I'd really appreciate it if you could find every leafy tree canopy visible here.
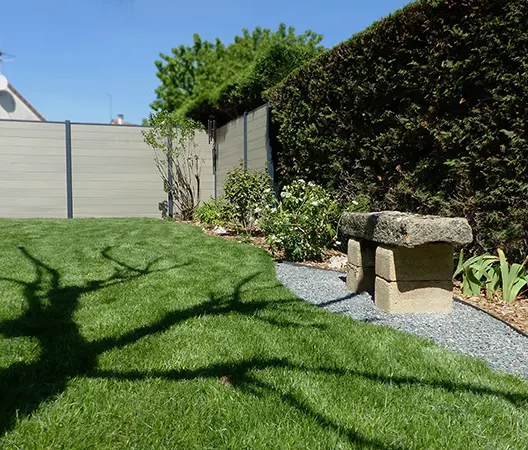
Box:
[151,24,324,124]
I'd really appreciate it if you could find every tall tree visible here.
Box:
[151,24,324,123]
[151,34,218,112]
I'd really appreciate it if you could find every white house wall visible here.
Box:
[0,86,42,121]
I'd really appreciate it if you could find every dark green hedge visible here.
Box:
[267,0,528,260]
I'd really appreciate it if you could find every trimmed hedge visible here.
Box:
[267,0,528,260]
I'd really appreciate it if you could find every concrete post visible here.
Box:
[346,239,377,294]
[374,243,454,313]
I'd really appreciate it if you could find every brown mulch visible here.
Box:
[196,221,528,335]
[454,284,528,335]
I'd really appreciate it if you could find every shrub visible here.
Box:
[267,0,528,261]
[194,198,236,226]
[260,180,339,261]
[223,163,273,227]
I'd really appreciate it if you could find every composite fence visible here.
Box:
[214,104,273,198]
[0,120,69,218]
[0,120,210,218]
[0,104,271,218]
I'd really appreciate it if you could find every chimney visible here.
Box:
[117,114,124,125]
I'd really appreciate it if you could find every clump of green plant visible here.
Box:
[260,180,340,261]
[194,197,236,226]
[454,249,528,303]
[223,163,273,227]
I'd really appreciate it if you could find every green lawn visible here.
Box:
[0,219,526,449]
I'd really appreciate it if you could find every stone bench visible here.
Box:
[341,211,473,313]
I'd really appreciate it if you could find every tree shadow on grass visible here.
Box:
[0,247,526,447]
[91,355,528,449]
[0,246,186,436]
[0,247,326,437]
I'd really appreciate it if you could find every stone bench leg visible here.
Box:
[346,239,377,293]
[374,243,454,313]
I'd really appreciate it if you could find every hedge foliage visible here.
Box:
[151,25,323,126]
[267,0,528,260]
[182,44,321,125]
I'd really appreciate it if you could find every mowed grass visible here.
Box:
[0,219,526,449]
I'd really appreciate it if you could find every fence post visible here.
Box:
[213,141,217,200]
[167,137,174,218]
[243,111,248,170]
[265,104,274,189]
[65,120,73,219]
[209,117,217,201]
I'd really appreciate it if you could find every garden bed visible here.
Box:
[200,223,347,270]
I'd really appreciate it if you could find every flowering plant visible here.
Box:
[260,180,340,261]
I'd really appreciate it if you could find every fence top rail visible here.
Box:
[0,118,148,128]
[218,103,268,130]
[0,118,65,125]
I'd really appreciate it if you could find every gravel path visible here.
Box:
[276,262,528,379]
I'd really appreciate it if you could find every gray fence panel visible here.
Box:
[215,104,270,198]
[194,130,214,204]
[215,115,245,198]
[70,124,165,218]
[0,121,67,218]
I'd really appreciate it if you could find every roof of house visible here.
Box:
[110,118,134,125]
[7,83,45,121]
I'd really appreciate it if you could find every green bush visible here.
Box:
[194,198,236,226]
[267,0,528,261]
[260,180,339,261]
[224,163,274,227]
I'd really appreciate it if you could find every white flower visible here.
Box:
[298,179,305,184]
[281,191,291,198]
[352,200,359,205]
[254,207,261,214]
[311,200,319,206]
[308,181,315,187]
[271,207,277,213]
[335,241,341,245]
[264,188,271,194]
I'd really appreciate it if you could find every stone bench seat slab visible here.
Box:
[341,211,473,248]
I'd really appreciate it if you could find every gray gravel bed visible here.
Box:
[276,262,528,379]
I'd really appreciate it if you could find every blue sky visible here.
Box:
[2,0,410,124]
